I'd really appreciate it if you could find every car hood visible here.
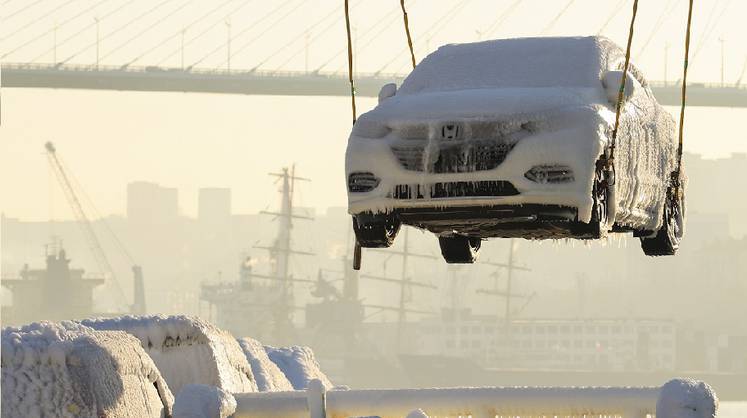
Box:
[363,87,606,123]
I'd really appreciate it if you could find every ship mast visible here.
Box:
[476,239,533,343]
[254,165,314,341]
[362,228,437,352]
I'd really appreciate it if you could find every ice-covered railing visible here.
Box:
[220,379,717,418]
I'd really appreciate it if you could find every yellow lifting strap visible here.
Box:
[611,0,695,193]
[344,0,357,124]
[609,0,639,164]
[676,0,695,191]
[400,0,417,70]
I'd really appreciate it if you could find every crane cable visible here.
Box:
[400,0,416,69]
[344,0,356,124]
[675,0,695,196]
[609,0,639,167]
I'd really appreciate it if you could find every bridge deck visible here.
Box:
[3,63,746,107]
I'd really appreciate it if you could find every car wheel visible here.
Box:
[352,214,401,248]
[640,188,684,256]
[574,161,610,238]
[589,164,610,237]
[438,235,481,264]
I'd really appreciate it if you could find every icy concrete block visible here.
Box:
[81,315,258,394]
[1,321,173,418]
[237,337,294,392]
[265,345,333,390]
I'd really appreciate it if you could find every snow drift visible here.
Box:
[172,384,236,418]
[265,345,333,390]
[237,337,294,392]
[81,315,258,395]
[1,321,173,418]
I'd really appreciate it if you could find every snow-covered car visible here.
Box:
[346,36,684,263]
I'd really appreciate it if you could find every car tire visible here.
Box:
[575,161,610,238]
[352,214,401,248]
[640,188,684,256]
[438,235,481,264]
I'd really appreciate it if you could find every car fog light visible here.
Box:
[348,172,381,192]
[524,165,575,184]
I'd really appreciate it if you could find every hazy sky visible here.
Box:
[2,0,747,220]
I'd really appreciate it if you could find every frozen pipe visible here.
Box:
[232,386,659,418]
[231,379,717,418]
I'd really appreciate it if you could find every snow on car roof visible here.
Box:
[398,36,617,95]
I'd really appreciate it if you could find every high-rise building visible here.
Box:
[126,182,178,224]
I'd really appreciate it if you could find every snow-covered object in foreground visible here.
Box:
[405,409,430,418]
[346,36,684,262]
[265,345,333,390]
[172,384,236,418]
[656,378,718,418]
[81,315,257,395]
[1,321,173,418]
[237,337,294,392]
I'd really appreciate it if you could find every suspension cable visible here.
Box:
[3,0,112,60]
[541,0,576,35]
[102,0,193,62]
[213,0,307,70]
[122,0,235,67]
[189,0,301,69]
[609,0,639,164]
[400,0,416,69]
[156,0,254,67]
[0,0,76,43]
[675,0,695,189]
[57,0,175,65]
[324,2,403,73]
[344,0,356,124]
[480,0,521,40]
[597,0,628,35]
[251,2,340,71]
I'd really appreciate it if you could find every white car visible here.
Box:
[346,36,684,263]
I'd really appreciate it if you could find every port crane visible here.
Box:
[44,142,145,314]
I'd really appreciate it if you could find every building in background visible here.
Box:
[127,181,178,226]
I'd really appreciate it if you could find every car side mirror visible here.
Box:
[378,83,397,103]
[603,70,640,105]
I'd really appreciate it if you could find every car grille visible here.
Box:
[392,181,519,200]
[391,140,517,173]
[389,121,534,173]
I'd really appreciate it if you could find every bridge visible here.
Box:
[4,63,747,107]
[3,1,746,107]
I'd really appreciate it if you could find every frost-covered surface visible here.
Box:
[656,378,718,418]
[346,36,679,234]
[265,345,333,390]
[237,337,294,392]
[80,315,257,395]
[1,321,173,418]
[405,409,430,418]
[172,384,236,418]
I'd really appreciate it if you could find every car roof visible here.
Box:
[398,36,622,95]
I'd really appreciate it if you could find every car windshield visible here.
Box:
[398,37,605,95]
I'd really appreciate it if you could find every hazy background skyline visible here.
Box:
[3,0,747,221]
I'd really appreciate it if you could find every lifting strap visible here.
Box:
[400,0,417,69]
[344,0,357,124]
[675,0,695,194]
[344,0,362,269]
[609,0,639,166]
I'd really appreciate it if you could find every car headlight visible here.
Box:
[352,119,391,139]
[348,172,381,192]
[524,165,575,184]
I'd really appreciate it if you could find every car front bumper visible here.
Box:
[346,122,605,225]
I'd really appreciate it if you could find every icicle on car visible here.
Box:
[345,37,684,263]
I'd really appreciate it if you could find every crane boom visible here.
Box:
[45,142,128,309]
